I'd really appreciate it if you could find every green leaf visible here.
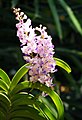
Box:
[11,81,64,120]
[9,81,29,96]
[0,100,8,112]
[0,68,10,86]
[0,92,11,114]
[0,79,9,92]
[48,0,62,39]
[0,101,7,115]
[39,96,57,119]
[54,57,71,73]
[11,94,47,119]
[38,101,57,120]
[11,93,34,107]
[29,82,64,120]
[59,0,82,35]
[11,94,55,120]
[9,63,29,92]
[10,106,45,120]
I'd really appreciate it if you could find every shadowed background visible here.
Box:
[0,0,82,119]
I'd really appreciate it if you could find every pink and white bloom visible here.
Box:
[13,8,56,87]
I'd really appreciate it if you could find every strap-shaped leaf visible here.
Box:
[0,68,10,86]
[9,63,29,92]
[0,101,7,116]
[9,81,29,96]
[0,92,11,111]
[37,101,57,120]
[48,0,62,39]
[11,93,56,120]
[11,93,34,107]
[11,93,47,119]
[39,96,57,119]
[10,81,64,120]
[10,106,45,120]
[33,82,64,120]
[0,79,9,92]
[59,0,82,35]
[11,92,33,102]
[54,57,71,73]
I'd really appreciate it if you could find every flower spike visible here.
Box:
[13,8,56,87]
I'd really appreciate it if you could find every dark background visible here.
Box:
[0,0,82,119]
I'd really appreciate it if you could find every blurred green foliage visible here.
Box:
[0,0,82,120]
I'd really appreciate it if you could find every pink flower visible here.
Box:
[14,8,56,87]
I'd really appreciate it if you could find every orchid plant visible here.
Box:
[0,8,71,120]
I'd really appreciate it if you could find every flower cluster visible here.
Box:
[13,8,56,87]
